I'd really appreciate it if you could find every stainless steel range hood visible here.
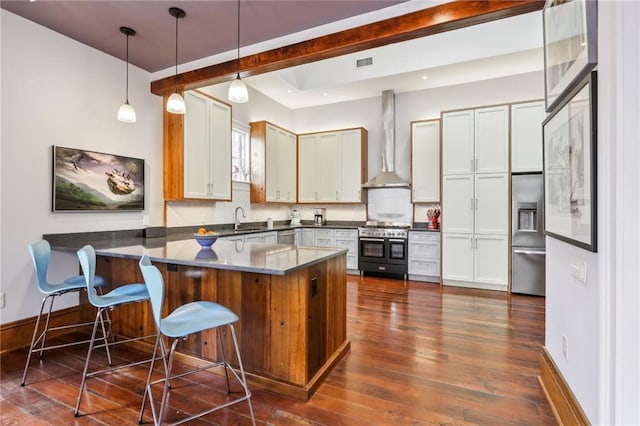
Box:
[362,90,410,188]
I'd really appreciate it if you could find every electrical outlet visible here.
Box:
[0,292,5,309]
[562,335,568,360]
[142,215,149,226]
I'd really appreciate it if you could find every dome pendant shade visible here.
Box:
[167,92,186,114]
[228,0,249,103]
[167,7,186,114]
[228,75,249,103]
[118,26,136,123]
[118,101,137,122]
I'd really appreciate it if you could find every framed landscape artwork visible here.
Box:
[543,71,597,252]
[52,146,144,211]
[543,0,597,112]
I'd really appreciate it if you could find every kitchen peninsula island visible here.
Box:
[77,238,349,401]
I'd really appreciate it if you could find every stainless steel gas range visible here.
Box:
[358,221,410,279]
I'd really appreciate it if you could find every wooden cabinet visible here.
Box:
[408,231,440,282]
[298,128,367,203]
[183,90,232,200]
[250,121,297,203]
[511,100,545,173]
[411,119,440,202]
[441,104,509,291]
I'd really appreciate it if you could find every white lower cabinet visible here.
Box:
[334,229,358,271]
[313,228,358,274]
[408,231,440,282]
[300,228,315,246]
[245,231,278,244]
[442,233,508,291]
[220,231,277,244]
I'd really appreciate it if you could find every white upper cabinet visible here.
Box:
[442,106,509,175]
[442,110,474,175]
[183,90,231,200]
[298,128,366,203]
[411,120,440,202]
[511,101,545,173]
[250,121,297,203]
[474,105,509,173]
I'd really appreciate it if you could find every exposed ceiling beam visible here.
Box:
[151,0,544,96]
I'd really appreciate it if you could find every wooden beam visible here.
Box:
[151,0,544,95]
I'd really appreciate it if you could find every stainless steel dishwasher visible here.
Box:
[277,229,296,245]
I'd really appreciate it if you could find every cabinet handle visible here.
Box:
[470,159,474,171]
[336,191,339,200]
[475,158,479,171]
[475,198,478,210]
[470,198,474,210]
[315,191,318,200]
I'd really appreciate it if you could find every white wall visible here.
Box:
[544,2,640,424]
[0,11,163,323]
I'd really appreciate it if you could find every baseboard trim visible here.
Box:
[538,347,589,425]
[0,307,81,353]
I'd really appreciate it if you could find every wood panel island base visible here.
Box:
[78,240,350,401]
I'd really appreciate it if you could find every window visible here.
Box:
[232,127,249,183]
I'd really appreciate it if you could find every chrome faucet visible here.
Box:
[234,206,246,230]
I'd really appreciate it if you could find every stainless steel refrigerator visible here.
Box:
[511,173,546,296]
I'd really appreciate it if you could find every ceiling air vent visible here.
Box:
[356,57,373,69]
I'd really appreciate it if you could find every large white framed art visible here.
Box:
[543,0,597,113]
[543,71,597,252]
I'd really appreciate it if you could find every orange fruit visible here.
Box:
[207,231,215,235]
[197,228,207,235]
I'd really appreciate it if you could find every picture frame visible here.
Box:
[543,0,597,113]
[543,71,597,252]
[52,146,145,211]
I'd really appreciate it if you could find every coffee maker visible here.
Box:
[313,208,326,226]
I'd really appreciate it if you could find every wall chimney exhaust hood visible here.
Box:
[362,90,410,188]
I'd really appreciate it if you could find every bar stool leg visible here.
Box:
[229,324,255,425]
[75,308,106,416]
[38,294,57,356]
[20,295,49,386]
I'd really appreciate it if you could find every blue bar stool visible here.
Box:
[74,245,156,417]
[21,239,109,386]
[138,255,256,426]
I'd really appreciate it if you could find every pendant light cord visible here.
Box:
[174,11,179,92]
[236,0,241,78]
[125,33,130,103]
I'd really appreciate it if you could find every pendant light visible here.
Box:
[117,26,136,123]
[228,0,249,103]
[167,7,186,114]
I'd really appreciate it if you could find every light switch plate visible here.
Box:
[570,256,587,285]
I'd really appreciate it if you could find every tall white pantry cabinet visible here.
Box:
[441,105,509,291]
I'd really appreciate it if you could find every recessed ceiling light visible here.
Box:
[287,89,292,94]
[422,75,428,80]
[323,92,328,97]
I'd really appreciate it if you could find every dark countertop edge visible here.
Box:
[43,220,439,248]
[43,221,364,247]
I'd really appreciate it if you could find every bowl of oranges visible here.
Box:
[194,228,218,248]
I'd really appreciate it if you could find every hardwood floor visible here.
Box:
[1,276,556,425]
